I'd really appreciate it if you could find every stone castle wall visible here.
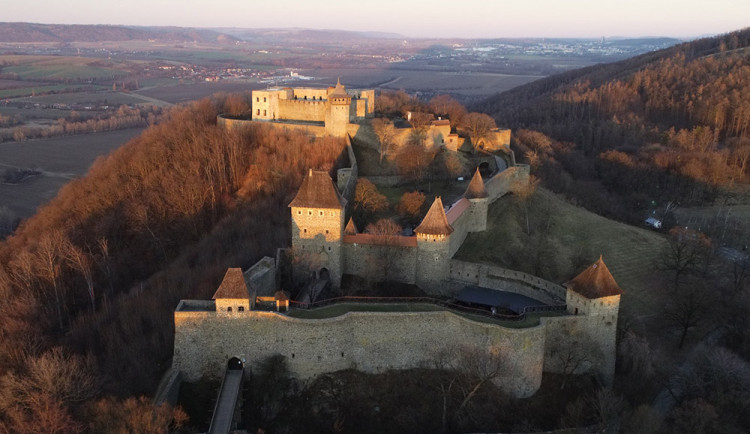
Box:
[485,165,529,203]
[342,238,417,284]
[173,309,546,398]
[277,99,327,122]
[449,260,566,305]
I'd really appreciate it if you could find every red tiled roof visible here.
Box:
[289,169,345,209]
[415,197,454,235]
[464,168,488,199]
[344,218,359,235]
[565,256,623,299]
[446,198,470,225]
[212,268,249,299]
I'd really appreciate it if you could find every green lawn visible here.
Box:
[456,188,670,329]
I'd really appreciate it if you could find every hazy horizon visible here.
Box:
[3,0,748,39]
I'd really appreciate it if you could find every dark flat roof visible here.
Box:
[456,286,546,314]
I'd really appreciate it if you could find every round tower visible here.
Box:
[415,197,453,288]
[289,169,346,289]
[464,168,489,232]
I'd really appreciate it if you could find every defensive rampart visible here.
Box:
[173,308,546,398]
[449,260,566,305]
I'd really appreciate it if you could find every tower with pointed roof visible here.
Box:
[325,79,352,137]
[415,197,454,287]
[289,170,347,288]
[463,168,490,232]
[563,256,623,385]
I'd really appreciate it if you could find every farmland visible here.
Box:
[0,128,144,219]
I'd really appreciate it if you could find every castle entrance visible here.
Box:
[227,357,243,370]
[318,267,330,280]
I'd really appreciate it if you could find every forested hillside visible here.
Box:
[0,95,347,431]
[477,28,750,223]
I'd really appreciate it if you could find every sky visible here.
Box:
[2,0,748,39]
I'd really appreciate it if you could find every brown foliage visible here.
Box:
[460,112,496,151]
[0,95,348,429]
[354,178,388,219]
[85,396,188,433]
[396,191,426,223]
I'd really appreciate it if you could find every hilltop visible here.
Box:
[475,28,750,227]
[0,22,238,43]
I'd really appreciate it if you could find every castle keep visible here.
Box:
[172,84,623,400]
[247,79,374,137]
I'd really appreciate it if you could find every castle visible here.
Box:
[218,80,512,153]
[170,84,623,400]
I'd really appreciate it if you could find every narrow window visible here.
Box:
[256,97,259,102]
[298,210,302,215]
[263,97,266,102]
[319,211,324,216]
[309,210,312,216]
[263,110,267,116]
[256,109,260,115]
[325,230,329,234]
[227,306,232,312]
[303,229,307,233]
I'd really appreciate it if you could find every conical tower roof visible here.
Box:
[289,169,345,209]
[415,197,453,235]
[464,168,488,199]
[344,218,359,235]
[212,268,249,299]
[565,256,623,299]
[329,78,350,99]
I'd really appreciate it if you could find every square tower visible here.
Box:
[289,170,346,288]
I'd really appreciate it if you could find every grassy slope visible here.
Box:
[456,188,670,327]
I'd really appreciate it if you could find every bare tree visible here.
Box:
[511,175,541,235]
[407,111,434,132]
[364,218,402,282]
[660,227,712,290]
[663,285,710,349]
[461,112,496,152]
[353,179,389,226]
[65,244,95,313]
[34,231,69,331]
[371,118,396,165]
[548,333,603,389]
[432,345,504,433]
[428,94,466,127]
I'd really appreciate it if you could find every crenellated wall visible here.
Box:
[277,99,327,122]
[173,308,546,398]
